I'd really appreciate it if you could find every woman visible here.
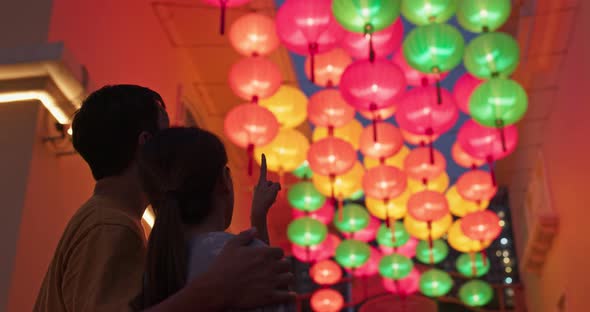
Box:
[134,127,288,310]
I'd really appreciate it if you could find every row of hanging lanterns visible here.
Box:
[216,0,522,310]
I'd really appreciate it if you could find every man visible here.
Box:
[34,85,293,311]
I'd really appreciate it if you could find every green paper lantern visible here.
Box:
[459,280,494,307]
[332,0,402,33]
[464,32,520,79]
[287,217,328,247]
[456,253,490,277]
[287,181,326,212]
[401,0,457,25]
[335,239,371,268]
[416,239,449,264]
[334,203,370,233]
[379,253,414,280]
[403,23,465,74]
[347,189,365,201]
[457,0,511,33]
[292,161,313,179]
[469,78,528,127]
[419,269,453,297]
[376,222,410,248]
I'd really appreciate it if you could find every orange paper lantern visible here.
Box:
[308,89,356,128]
[229,57,282,102]
[304,48,352,87]
[404,147,447,182]
[461,210,502,242]
[307,137,356,177]
[362,165,407,200]
[364,145,410,169]
[407,190,449,222]
[359,123,404,160]
[456,170,497,202]
[313,119,363,149]
[452,142,485,168]
[311,289,344,312]
[229,13,279,56]
[310,260,342,285]
[401,129,440,146]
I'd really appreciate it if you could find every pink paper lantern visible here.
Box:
[229,57,282,102]
[393,52,448,87]
[382,267,420,296]
[291,233,341,262]
[407,190,450,222]
[457,119,518,162]
[380,237,418,258]
[343,217,380,242]
[362,165,407,200]
[359,123,404,160]
[396,86,458,136]
[202,0,252,34]
[453,73,483,114]
[292,199,335,224]
[341,19,404,60]
[307,137,356,177]
[461,210,502,242]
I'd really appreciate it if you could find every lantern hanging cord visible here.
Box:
[364,23,375,63]
[308,42,319,83]
[370,103,379,142]
[219,0,228,35]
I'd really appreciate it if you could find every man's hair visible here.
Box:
[72,84,165,180]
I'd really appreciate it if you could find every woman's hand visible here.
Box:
[251,154,280,243]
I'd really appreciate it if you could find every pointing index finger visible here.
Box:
[258,153,267,185]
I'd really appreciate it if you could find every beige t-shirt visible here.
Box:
[34,195,146,312]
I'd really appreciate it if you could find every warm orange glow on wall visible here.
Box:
[0,91,69,124]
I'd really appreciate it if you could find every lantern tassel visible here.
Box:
[497,120,508,152]
[488,157,497,187]
[372,118,378,142]
[370,103,378,142]
[369,33,375,63]
[247,143,254,176]
[308,43,318,83]
[219,0,227,35]
[470,252,477,277]
[429,140,435,165]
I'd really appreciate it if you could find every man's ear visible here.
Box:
[138,131,152,145]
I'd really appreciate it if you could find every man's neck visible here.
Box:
[93,173,146,221]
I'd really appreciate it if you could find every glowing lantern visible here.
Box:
[308,89,356,129]
[376,222,410,248]
[458,119,518,162]
[343,217,380,242]
[381,237,418,257]
[457,0,511,33]
[452,142,485,169]
[419,269,453,297]
[401,129,439,146]
[394,53,448,89]
[379,253,413,280]
[310,260,342,285]
[255,128,309,173]
[335,239,372,269]
[292,233,340,262]
[404,213,452,241]
[224,104,279,175]
[304,48,351,87]
[292,199,334,224]
[366,188,410,221]
[408,172,449,194]
[332,0,401,33]
[333,203,370,233]
[456,170,497,203]
[464,32,520,79]
[459,280,494,307]
[259,85,307,128]
[448,220,490,253]
[401,0,457,25]
[310,289,344,312]
[202,0,251,34]
[446,186,488,217]
[276,0,344,82]
[287,217,328,247]
[469,79,528,128]
[456,253,491,278]
[382,268,420,296]
[313,119,363,150]
[288,181,326,212]
[229,13,279,56]
[347,247,382,277]
[341,19,404,60]
[396,86,458,135]
[362,165,407,200]
[229,57,282,103]
[416,239,449,264]
[292,161,314,179]
[403,23,464,74]
[461,210,502,242]
[407,191,449,223]
[364,145,410,169]
[359,106,396,121]
[359,123,404,160]
[307,137,356,177]
[313,162,364,199]
[453,73,483,114]
[404,147,446,182]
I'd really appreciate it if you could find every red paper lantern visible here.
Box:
[382,267,421,296]
[362,165,407,200]
[292,199,334,224]
[342,19,404,60]
[401,129,440,146]
[307,137,356,177]
[310,260,342,285]
[461,210,502,242]
[224,104,279,175]
[407,190,449,222]
[304,48,351,87]
[359,106,396,121]
[359,123,404,160]
[345,247,382,277]
[457,119,518,162]
[453,73,483,114]
[311,289,344,312]
[452,142,485,169]
[203,0,251,34]
[275,0,344,82]
[229,13,279,56]
[229,57,282,102]
[343,217,380,242]
[456,170,497,202]
[404,147,446,181]
[308,89,356,129]
[292,233,340,262]
[393,52,448,87]
[396,86,458,136]
[380,237,418,258]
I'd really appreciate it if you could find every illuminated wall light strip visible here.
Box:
[0,90,70,124]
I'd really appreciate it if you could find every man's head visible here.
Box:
[72,85,169,180]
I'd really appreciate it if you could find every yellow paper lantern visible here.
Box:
[408,172,450,194]
[364,145,410,169]
[259,85,307,128]
[366,188,411,220]
[404,214,452,241]
[313,119,363,150]
[446,186,488,217]
[448,220,491,253]
[255,128,309,173]
[313,162,364,199]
